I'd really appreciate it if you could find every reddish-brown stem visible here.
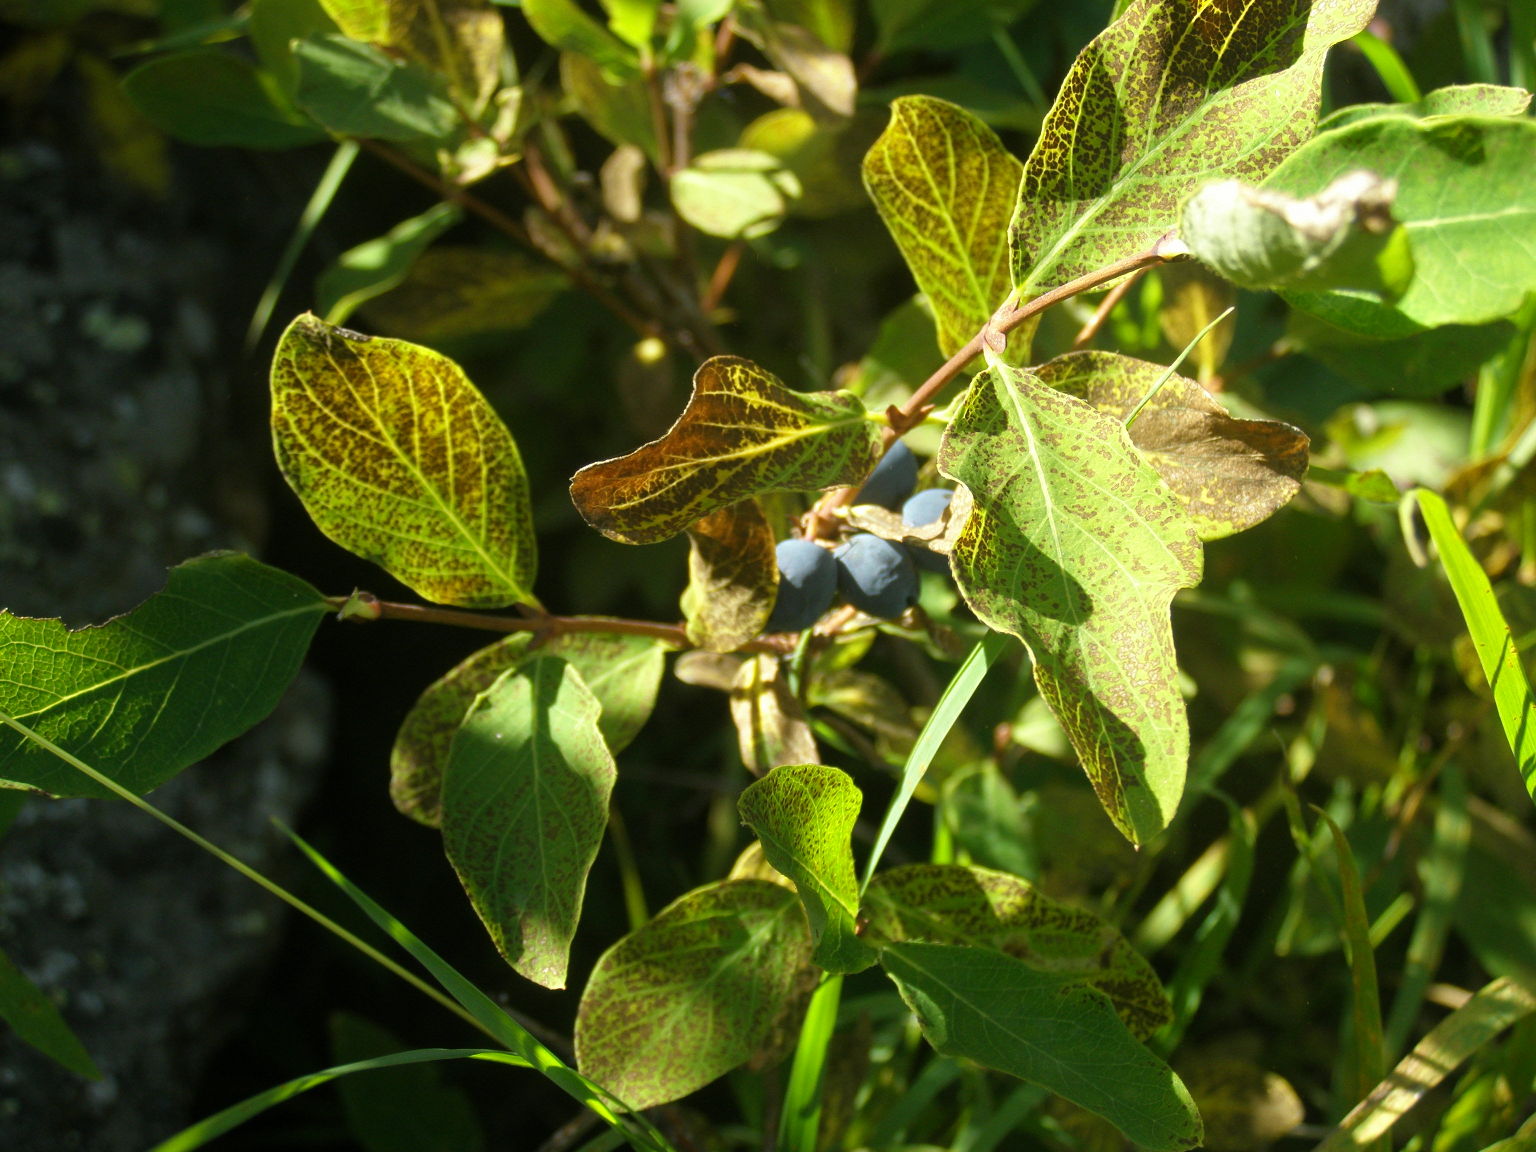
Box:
[325,594,794,655]
[702,240,746,313]
[1070,265,1149,350]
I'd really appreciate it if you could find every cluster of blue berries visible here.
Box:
[765,442,955,632]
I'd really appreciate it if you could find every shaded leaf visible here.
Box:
[122,49,324,149]
[880,942,1202,1151]
[681,501,777,653]
[0,553,326,798]
[739,764,876,974]
[761,0,853,53]
[1177,1053,1303,1152]
[361,246,568,341]
[863,95,1023,357]
[1010,0,1374,300]
[865,863,1171,1039]
[731,653,818,775]
[522,0,639,80]
[1288,311,1515,398]
[570,355,881,546]
[293,33,462,143]
[252,0,344,96]
[870,0,1040,54]
[442,658,614,988]
[1157,262,1236,382]
[1268,115,1536,334]
[1035,350,1310,540]
[575,879,818,1109]
[270,314,538,608]
[561,50,658,163]
[671,149,801,239]
[937,354,1202,843]
[738,107,874,218]
[808,667,919,763]
[1318,82,1532,131]
[385,0,504,113]
[939,763,1038,880]
[317,201,463,327]
[736,8,855,119]
[0,944,100,1079]
[391,630,664,827]
[329,1012,484,1152]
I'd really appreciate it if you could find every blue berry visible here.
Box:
[901,487,953,527]
[765,538,836,632]
[856,440,918,510]
[834,533,919,618]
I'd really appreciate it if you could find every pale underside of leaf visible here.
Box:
[1010,0,1375,300]
[938,357,1202,843]
[682,500,778,653]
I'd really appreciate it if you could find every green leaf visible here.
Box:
[1267,116,1536,334]
[870,0,1040,55]
[569,355,881,545]
[317,201,462,327]
[1009,0,1374,301]
[761,0,853,53]
[292,33,462,143]
[522,0,639,80]
[736,6,856,118]
[681,501,777,653]
[319,0,389,40]
[575,878,818,1109]
[122,49,325,149]
[880,941,1202,1151]
[250,0,343,97]
[863,96,1022,357]
[730,653,818,775]
[1318,83,1533,131]
[599,0,659,48]
[1034,350,1310,540]
[0,553,327,798]
[442,657,615,988]
[865,863,1172,1039]
[532,632,668,755]
[1414,489,1536,804]
[384,0,506,113]
[270,314,538,608]
[560,50,659,163]
[1289,312,1515,398]
[671,149,802,239]
[0,944,100,1079]
[739,764,876,974]
[360,246,569,341]
[329,1013,484,1152]
[937,354,1202,844]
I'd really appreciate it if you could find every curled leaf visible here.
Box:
[682,501,778,653]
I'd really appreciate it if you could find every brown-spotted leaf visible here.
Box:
[575,879,818,1109]
[1177,1052,1304,1151]
[1036,350,1309,540]
[391,629,665,826]
[865,863,1172,1040]
[682,500,778,653]
[271,314,537,608]
[570,355,881,545]
[863,96,1023,357]
[937,352,1202,844]
[386,0,503,113]
[731,653,818,776]
[362,246,569,342]
[1010,0,1375,300]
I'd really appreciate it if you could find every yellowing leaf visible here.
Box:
[1035,351,1310,540]
[569,355,880,545]
[731,653,818,776]
[681,501,778,653]
[386,0,504,113]
[938,354,1202,843]
[1010,0,1374,301]
[270,314,538,608]
[863,96,1022,356]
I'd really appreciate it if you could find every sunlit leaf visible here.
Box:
[392,630,663,827]
[522,0,639,80]
[1034,350,1310,540]
[1268,115,1536,335]
[739,764,876,974]
[731,653,818,775]
[735,6,855,119]
[292,33,462,143]
[319,0,388,40]
[1319,82,1532,131]
[738,108,872,218]
[270,314,538,608]
[671,149,801,239]
[880,942,1202,1150]
[865,863,1172,1039]
[937,353,1202,843]
[681,501,777,653]
[1010,0,1374,301]
[561,50,659,163]
[863,95,1022,356]
[0,944,100,1079]
[570,355,881,546]
[575,879,818,1109]
[122,49,325,149]
[317,202,463,327]
[361,247,569,342]
[442,657,614,988]
[0,553,326,798]
[386,0,504,113]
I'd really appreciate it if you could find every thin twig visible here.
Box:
[1071,265,1149,350]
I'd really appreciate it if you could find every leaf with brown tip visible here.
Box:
[570,355,880,545]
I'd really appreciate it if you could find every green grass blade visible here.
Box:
[1413,489,1536,804]
[777,974,843,1152]
[1452,0,1500,84]
[860,630,1011,890]
[1349,29,1422,102]
[1314,977,1536,1151]
[149,1048,531,1151]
